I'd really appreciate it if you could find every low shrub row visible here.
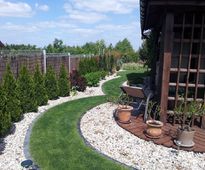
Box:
[0,64,70,137]
[84,71,108,87]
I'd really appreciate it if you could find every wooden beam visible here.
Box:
[160,13,174,123]
[149,1,205,6]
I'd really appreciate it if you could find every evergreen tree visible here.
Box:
[17,66,38,113]
[45,66,59,100]
[2,65,21,121]
[0,86,11,136]
[33,65,48,106]
[58,64,70,97]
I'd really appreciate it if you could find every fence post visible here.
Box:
[68,53,71,74]
[43,50,46,74]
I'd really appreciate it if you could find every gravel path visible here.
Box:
[0,74,118,170]
[80,103,205,170]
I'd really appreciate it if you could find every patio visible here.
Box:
[117,114,205,153]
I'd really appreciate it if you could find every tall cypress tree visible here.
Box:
[33,65,48,106]
[45,66,59,100]
[2,65,21,121]
[17,66,38,113]
[0,86,11,136]
[58,64,70,97]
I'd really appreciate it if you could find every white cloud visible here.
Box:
[0,0,32,17]
[65,0,138,14]
[35,3,49,12]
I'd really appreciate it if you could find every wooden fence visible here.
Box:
[0,50,87,81]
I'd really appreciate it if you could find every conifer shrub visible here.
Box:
[0,86,11,136]
[17,66,38,113]
[45,66,59,100]
[58,64,70,97]
[33,65,48,106]
[78,57,99,75]
[2,65,21,122]
[70,70,86,91]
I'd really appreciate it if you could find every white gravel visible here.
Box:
[80,103,205,170]
[0,74,118,170]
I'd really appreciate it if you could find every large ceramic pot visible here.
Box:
[117,105,133,123]
[146,120,163,138]
[176,128,195,147]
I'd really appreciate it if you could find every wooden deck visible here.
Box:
[117,115,205,153]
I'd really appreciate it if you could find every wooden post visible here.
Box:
[43,50,46,74]
[160,13,174,123]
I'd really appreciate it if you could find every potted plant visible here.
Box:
[116,94,133,123]
[174,100,205,147]
[145,101,163,138]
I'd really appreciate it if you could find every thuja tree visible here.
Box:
[17,66,38,113]
[33,65,48,106]
[2,65,21,122]
[0,86,11,136]
[45,66,59,100]
[58,64,70,97]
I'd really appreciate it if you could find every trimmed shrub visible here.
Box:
[70,70,86,92]
[84,72,101,87]
[2,65,21,122]
[0,86,11,136]
[33,65,48,106]
[17,66,38,113]
[58,64,70,97]
[45,66,59,100]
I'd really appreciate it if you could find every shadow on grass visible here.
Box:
[126,72,149,85]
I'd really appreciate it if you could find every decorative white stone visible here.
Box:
[0,74,118,170]
[80,103,205,170]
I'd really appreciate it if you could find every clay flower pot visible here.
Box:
[146,120,163,138]
[117,105,133,123]
[176,128,195,147]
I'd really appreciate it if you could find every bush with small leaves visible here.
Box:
[45,66,59,100]
[84,72,101,87]
[58,64,70,97]
[2,65,21,122]
[0,86,11,136]
[17,66,38,113]
[33,65,48,106]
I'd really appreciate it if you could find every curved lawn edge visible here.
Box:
[23,74,119,161]
[29,96,128,170]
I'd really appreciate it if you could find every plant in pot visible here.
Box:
[145,101,163,138]
[116,94,133,123]
[174,100,205,147]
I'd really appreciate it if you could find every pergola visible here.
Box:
[140,0,205,124]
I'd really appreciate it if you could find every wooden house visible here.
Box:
[140,0,205,123]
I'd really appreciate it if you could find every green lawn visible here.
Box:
[30,69,146,170]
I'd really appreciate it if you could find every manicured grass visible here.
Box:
[30,68,146,170]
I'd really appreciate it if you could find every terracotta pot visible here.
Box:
[146,120,163,138]
[176,128,195,147]
[117,105,133,123]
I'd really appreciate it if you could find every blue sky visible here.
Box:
[0,0,141,50]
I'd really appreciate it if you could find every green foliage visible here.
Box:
[0,86,11,136]
[2,65,21,122]
[33,65,48,106]
[17,66,38,113]
[84,72,101,87]
[58,64,70,97]
[138,30,157,68]
[78,57,99,75]
[45,66,59,100]
[115,38,134,54]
